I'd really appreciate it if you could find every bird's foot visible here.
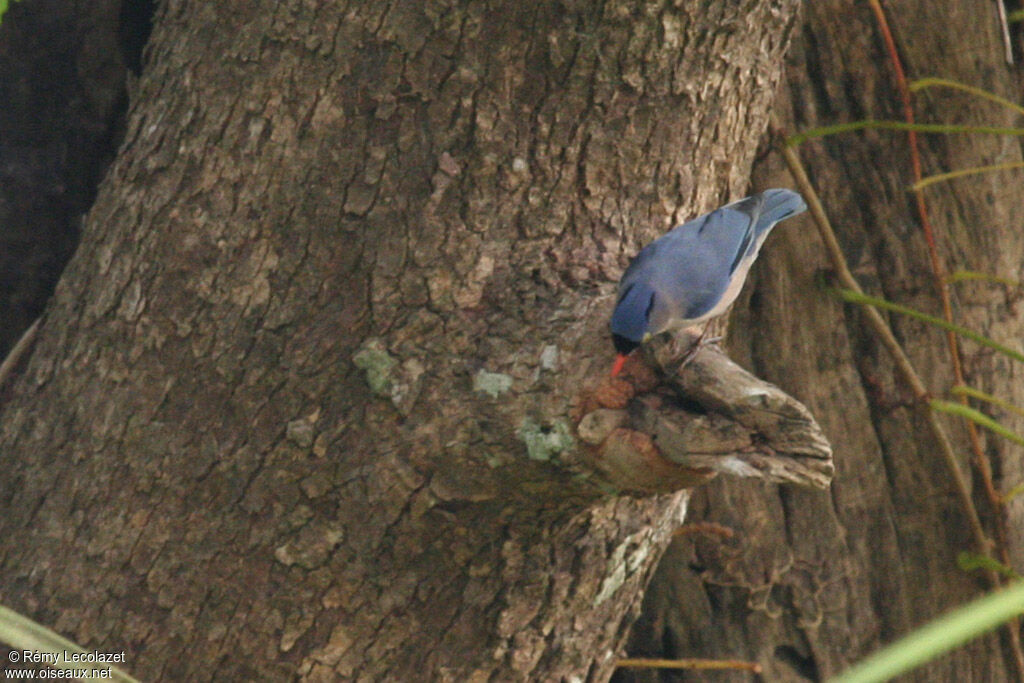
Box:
[660,329,719,375]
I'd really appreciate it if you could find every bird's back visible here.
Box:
[617,189,806,328]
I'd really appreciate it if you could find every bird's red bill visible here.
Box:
[610,353,628,377]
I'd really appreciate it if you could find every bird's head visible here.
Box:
[610,282,657,375]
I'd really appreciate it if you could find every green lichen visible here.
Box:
[285,419,315,448]
[518,418,574,461]
[473,369,513,398]
[539,344,559,370]
[352,338,398,396]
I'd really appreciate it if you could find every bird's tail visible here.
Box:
[754,188,807,233]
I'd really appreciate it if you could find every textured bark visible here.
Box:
[0,1,804,681]
[623,1,1024,680]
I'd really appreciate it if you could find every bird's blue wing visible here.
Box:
[616,209,750,325]
[614,189,806,332]
[697,196,761,278]
[697,189,805,277]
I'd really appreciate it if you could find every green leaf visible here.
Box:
[787,120,1024,148]
[930,399,1024,448]
[830,580,1024,682]
[912,161,1024,192]
[948,270,1020,288]
[835,288,1024,365]
[0,604,140,682]
[957,552,1021,580]
[0,0,18,26]
[1004,482,1024,502]
[949,385,1024,420]
[908,78,1024,117]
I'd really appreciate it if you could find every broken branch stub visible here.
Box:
[576,338,834,493]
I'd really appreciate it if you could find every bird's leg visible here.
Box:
[675,322,711,370]
[697,318,728,349]
[659,321,724,374]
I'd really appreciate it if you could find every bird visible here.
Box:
[610,188,807,376]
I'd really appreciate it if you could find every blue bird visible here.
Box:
[610,188,807,376]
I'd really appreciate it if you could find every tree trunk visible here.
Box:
[622,1,1024,680]
[0,1,804,680]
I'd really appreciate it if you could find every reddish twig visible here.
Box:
[616,657,762,673]
[860,3,1023,674]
